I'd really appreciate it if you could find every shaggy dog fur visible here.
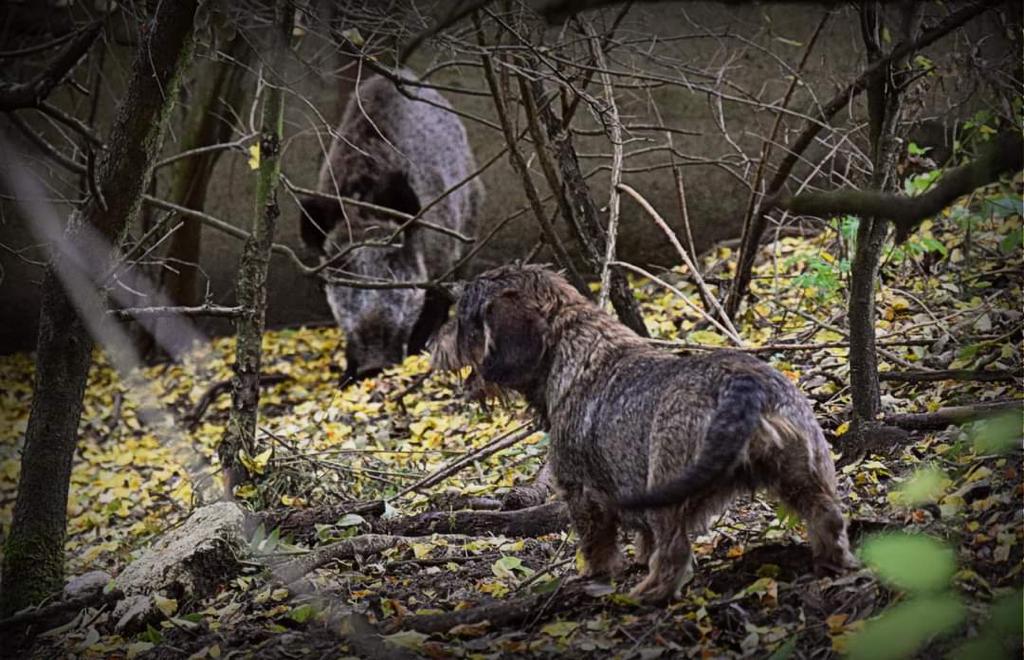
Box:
[431,265,858,604]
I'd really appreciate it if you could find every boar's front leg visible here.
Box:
[407,288,451,356]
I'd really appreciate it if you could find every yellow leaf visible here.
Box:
[248,143,260,170]
[154,594,178,617]
[835,421,851,436]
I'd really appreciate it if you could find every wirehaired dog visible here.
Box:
[431,265,858,604]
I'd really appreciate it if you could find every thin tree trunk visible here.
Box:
[218,0,293,493]
[1,0,198,616]
[161,36,252,311]
[528,75,649,337]
[848,1,921,438]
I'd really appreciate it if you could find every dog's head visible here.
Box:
[430,265,584,393]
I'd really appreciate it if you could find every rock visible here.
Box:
[114,594,154,633]
[112,502,246,631]
[63,570,112,600]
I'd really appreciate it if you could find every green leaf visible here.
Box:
[860,533,956,593]
[893,466,949,505]
[971,412,1023,455]
[289,604,317,624]
[541,620,579,639]
[767,635,797,660]
[989,588,1024,638]
[847,594,965,660]
[999,227,1022,254]
[383,630,429,650]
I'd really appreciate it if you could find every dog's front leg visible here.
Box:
[566,485,624,579]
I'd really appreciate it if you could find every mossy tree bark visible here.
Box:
[218,0,294,493]
[0,0,198,616]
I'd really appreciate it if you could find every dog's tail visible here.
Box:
[620,373,767,510]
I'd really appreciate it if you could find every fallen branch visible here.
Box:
[185,373,289,430]
[0,587,123,638]
[879,369,1022,384]
[275,533,472,584]
[109,304,243,320]
[883,400,1021,431]
[616,183,740,341]
[382,501,569,538]
[386,578,589,635]
[776,131,1024,241]
[246,500,386,540]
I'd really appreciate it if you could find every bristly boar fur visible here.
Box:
[431,265,858,604]
[300,71,483,383]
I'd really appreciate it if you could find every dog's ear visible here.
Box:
[428,318,461,372]
[299,197,340,253]
[480,289,548,388]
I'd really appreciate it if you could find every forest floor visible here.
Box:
[1,178,1022,658]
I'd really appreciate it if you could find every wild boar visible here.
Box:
[300,71,482,383]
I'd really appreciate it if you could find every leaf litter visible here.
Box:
[0,179,1021,657]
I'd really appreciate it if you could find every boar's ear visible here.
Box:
[480,289,548,388]
[299,197,340,253]
[372,171,421,218]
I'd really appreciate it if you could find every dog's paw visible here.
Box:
[583,551,626,580]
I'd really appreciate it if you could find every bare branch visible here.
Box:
[0,21,102,111]
[775,131,1024,241]
[108,304,244,320]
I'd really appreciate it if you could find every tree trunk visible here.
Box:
[528,75,649,337]
[218,0,293,493]
[1,0,198,616]
[848,2,921,439]
[161,36,252,311]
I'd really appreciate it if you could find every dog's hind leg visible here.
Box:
[633,527,655,567]
[629,511,692,604]
[777,484,858,576]
[566,485,624,579]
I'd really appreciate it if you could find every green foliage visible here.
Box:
[891,465,948,506]
[847,594,965,660]
[860,533,956,593]
[949,590,1024,660]
[969,411,1024,455]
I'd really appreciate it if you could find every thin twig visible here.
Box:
[609,260,744,347]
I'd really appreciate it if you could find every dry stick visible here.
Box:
[275,533,473,584]
[282,176,475,243]
[650,337,937,353]
[586,20,623,311]
[879,369,1022,384]
[725,0,1001,317]
[616,183,741,342]
[883,400,1021,432]
[475,14,587,294]
[108,304,243,320]
[610,261,744,347]
[392,423,536,500]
